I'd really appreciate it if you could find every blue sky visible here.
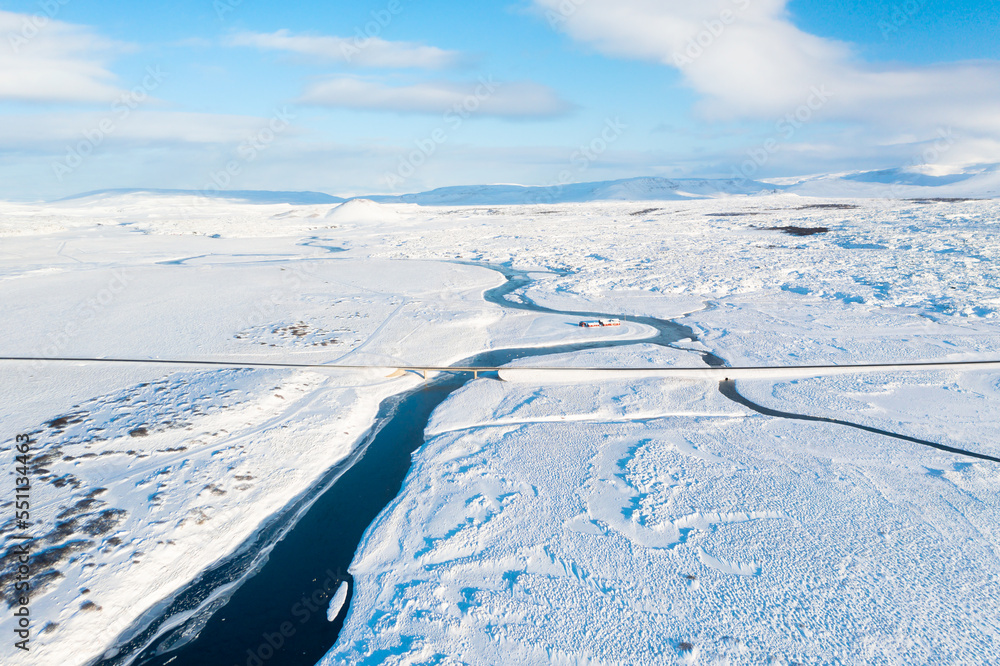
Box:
[0,0,996,199]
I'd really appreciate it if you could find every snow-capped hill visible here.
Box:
[842,168,975,188]
[49,164,1000,211]
[594,176,779,199]
[325,198,401,223]
[365,183,560,206]
[783,164,1000,199]
[56,188,345,206]
[364,176,775,205]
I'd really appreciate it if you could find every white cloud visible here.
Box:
[299,77,574,118]
[228,30,463,69]
[0,111,299,148]
[536,0,1000,165]
[0,109,305,195]
[0,10,130,103]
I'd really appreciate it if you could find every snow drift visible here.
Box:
[325,198,400,223]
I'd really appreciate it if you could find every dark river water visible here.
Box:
[92,262,725,666]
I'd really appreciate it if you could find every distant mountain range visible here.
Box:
[57,188,346,205]
[57,165,1000,206]
[361,176,777,205]
[775,164,1000,199]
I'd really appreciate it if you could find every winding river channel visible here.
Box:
[91,260,969,666]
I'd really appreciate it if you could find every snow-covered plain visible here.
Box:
[329,347,1000,665]
[1,185,998,665]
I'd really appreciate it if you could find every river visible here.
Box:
[91,260,959,666]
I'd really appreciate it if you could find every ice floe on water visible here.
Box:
[327,582,349,622]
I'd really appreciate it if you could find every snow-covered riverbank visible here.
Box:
[0,209,644,664]
[328,345,1000,665]
[322,195,1000,665]
[2,191,999,665]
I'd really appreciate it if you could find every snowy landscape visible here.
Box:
[2,173,999,665]
[4,0,1000,662]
